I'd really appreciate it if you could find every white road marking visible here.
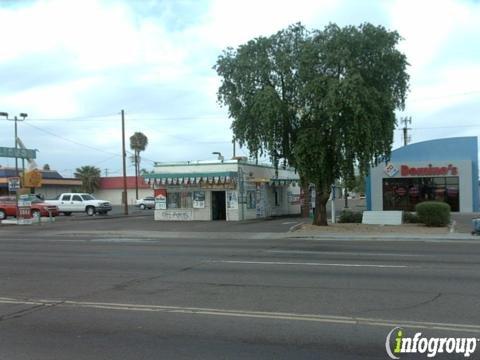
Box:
[206,260,408,268]
[0,296,478,333]
[282,221,298,225]
[267,250,426,257]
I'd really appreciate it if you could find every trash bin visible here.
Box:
[472,218,480,235]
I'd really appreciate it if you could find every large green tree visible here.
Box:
[215,23,409,225]
[129,132,148,199]
[74,165,101,194]
[215,24,310,214]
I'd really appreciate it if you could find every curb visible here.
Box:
[289,222,306,232]
[60,212,151,221]
[286,233,479,242]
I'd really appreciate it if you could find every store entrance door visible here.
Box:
[211,191,226,220]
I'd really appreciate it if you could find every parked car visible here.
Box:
[43,193,112,216]
[0,196,59,220]
[135,196,155,210]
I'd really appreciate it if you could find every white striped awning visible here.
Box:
[143,171,237,186]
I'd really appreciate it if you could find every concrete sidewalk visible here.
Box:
[287,232,478,242]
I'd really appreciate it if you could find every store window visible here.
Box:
[273,188,283,207]
[383,177,459,211]
[167,192,192,209]
[247,191,256,209]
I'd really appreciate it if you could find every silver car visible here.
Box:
[135,196,155,210]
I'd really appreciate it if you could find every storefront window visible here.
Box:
[383,177,459,211]
[247,191,256,209]
[273,188,283,207]
[167,192,192,209]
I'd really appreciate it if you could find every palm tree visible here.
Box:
[129,132,148,199]
[74,165,101,194]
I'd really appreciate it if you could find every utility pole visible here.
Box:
[135,151,139,200]
[104,168,109,177]
[121,110,128,215]
[401,116,412,146]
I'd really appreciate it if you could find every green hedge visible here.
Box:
[338,210,363,223]
[415,201,451,227]
[403,211,419,224]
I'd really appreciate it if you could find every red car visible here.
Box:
[0,196,59,220]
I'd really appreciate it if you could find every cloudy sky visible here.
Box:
[0,0,479,177]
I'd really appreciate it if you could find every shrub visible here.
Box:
[338,210,363,223]
[415,201,451,227]
[403,211,419,224]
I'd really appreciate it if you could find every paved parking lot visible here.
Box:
[1,199,478,235]
[1,209,304,235]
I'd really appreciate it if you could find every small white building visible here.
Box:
[143,159,301,221]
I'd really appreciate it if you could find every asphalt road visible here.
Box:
[1,223,479,359]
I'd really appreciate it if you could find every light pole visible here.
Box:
[212,151,224,162]
[13,113,28,178]
[1,111,28,219]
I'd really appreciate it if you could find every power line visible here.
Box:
[125,150,156,164]
[94,155,120,166]
[395,123,480,131]
[409,90,480,102]
[22,121,120,157]
[23,114,226,122]
[23,113,118,121]
[413,124,480,130]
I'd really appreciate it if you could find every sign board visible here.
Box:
[23,169,43,188]
[227,191,238,209]
[384,163,399,177]
[0,146,36,159]
[156,210,193,221]
[193,191,205,209]
[400,164,458,177]
[362,211,402,225]
[18,198,32,207]
[155,191,167,210]
[8,177,21,192]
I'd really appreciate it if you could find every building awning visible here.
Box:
[143,171,237,186]
[269,178,299,186]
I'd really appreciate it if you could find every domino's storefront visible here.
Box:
[367,137,479,213]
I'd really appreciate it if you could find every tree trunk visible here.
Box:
[313,185,330,226]
[300,182,310,217]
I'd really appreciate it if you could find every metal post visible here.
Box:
[239,165,244,221]
[14,116,20,220]
[121,110,128,215]
[135,151,139,200]
[14,116,18,176]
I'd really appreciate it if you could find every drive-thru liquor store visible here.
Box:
[143,159,301,221]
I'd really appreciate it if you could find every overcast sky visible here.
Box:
[0,0,479,177]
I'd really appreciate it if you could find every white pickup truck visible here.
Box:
[44,193,112,216]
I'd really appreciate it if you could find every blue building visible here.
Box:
[367,137,479,213]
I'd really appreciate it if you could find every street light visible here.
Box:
[12,113,28,177]
[212,151,224,162]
